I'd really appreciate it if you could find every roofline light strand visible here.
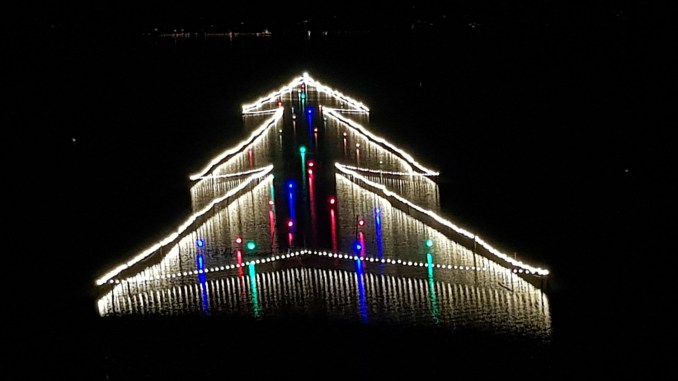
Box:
[189,108,282,180]
[303,74,370,113]
[95,165,274,286]
[242,73,369,114]
[101,249,522,286]
[335,163,549,276]
[242,75,305,113]
[326,109,439,176]
[337,164,433,177]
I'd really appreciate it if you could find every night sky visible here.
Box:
[6,1,675,378]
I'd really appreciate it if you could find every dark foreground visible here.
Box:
[8,284,671,380]
[20,313,553,379]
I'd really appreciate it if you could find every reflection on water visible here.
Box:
[97,252,550,341]
[95,73,551,347]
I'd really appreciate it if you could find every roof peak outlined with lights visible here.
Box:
[191,72,438,182]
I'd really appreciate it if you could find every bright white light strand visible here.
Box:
[95,166,274,286]
[338,164,436,177]
[195,167,274,180]
[189,108,282,180]
[106,249,529,286]
[326,108,439,176]
[335,163,549,276]
[242,75,305,113]
[242,73,369,114]
[303,74,370,113]
[98,74,546,288]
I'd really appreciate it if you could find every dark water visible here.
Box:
[9,10,673,378]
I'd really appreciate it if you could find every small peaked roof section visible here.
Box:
[242,72,370,115]
[191,72,439,181]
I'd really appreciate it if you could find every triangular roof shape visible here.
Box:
[95,73,548,295]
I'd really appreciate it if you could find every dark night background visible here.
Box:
[5,1,675,378]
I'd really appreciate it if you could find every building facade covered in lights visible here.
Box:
[94,73,551,340]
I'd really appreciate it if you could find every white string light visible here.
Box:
[189,109,282,180]
[326,109,439,176]
[107,248,520,286]
[98,73,547,289]
[335,163,549,276]
[242,72,369,114]
[338,163,437,177]
[95,166,274,286]
[195,167,272,180]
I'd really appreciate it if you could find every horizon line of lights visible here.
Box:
[326,108,439,176]
[95,166,274,286]
[241,72,369,114]
[335,163,550,276]
[102,248,541,286]
[337,163,437,177]
[189,108,282,180]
